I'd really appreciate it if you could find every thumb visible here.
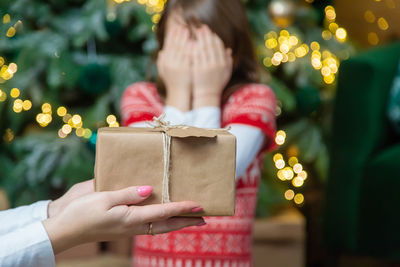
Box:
[104,186,153,208]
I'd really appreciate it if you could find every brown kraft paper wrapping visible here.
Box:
[94,126,236,216]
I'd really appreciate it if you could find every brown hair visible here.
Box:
[154,0,260,103]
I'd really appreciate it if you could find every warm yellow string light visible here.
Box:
[0,15,120,141]
[263,27,340,85]
[273,130,307,205]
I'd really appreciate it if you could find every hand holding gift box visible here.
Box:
[95,116,236,216]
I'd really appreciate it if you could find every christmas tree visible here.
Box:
[0,0,354,214]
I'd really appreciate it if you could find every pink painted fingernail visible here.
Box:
[197,221,207,226]
[137,186,153,197]
[191,207,204,213]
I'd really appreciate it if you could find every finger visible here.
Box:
[68,179,95,197]
[176,28,189,62]
[173,26,185,52]
[79,179,95,189]
[204,27,216,64]
[191,42,201,72]
[182,42,191,68]
[213,34,226,64]
[131,201,203,223]
[104,186,153,207]
[150,217,206,235]
[164,25,177,50]
[197,27,207,66]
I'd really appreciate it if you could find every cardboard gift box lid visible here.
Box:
[95,126,236,216]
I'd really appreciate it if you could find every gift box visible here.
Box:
[94,124,236,216]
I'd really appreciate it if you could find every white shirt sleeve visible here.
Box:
[188,107,221,128]
[0,200,51,235]
[228,124,264,178]
[0,221,55,267]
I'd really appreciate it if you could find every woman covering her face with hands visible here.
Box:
[121,0,277,266]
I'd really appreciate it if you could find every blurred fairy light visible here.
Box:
[22,100,32,111]
[106,114,120,127]
[83,129,92,139]
[36,103,53,127]
[284,189,295,200]
[275,130,286,145]
[377,17,389,30]
[294,193,304,204]
[273,153,283,162]
[0,14,102,142]
[275,158,285,169]
[298,170,308,180]
[0,62,18,81]
[292,176,304,187]
[282,167,294,180]
[3,14,22,39]
[57,106,67,117]
[264,30,309,67]
[3,128,14,143]
[335,28,347,41]
[0,89,6,102]
[10,88,20,98]
[364,0,395,45]
[76,127,85,137]
[385,0,396,9]
[311,46,339,84]
[323,6,347,44]
[264,27,340,85]
[6,27,16,38]
[368,32,379,45]
[13,99,23,113]
[272,130,308,205]
[364,10,376,23]
[3,14,10,24]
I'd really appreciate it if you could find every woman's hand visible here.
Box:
[43,185,204,254]
[192,26,233,109]
[157,25,192,112]
[48,179,94,218]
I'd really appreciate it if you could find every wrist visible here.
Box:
[193,92,221,109]
[165,88,191,112]
[43,217,79,254]
[48,199,60,218]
